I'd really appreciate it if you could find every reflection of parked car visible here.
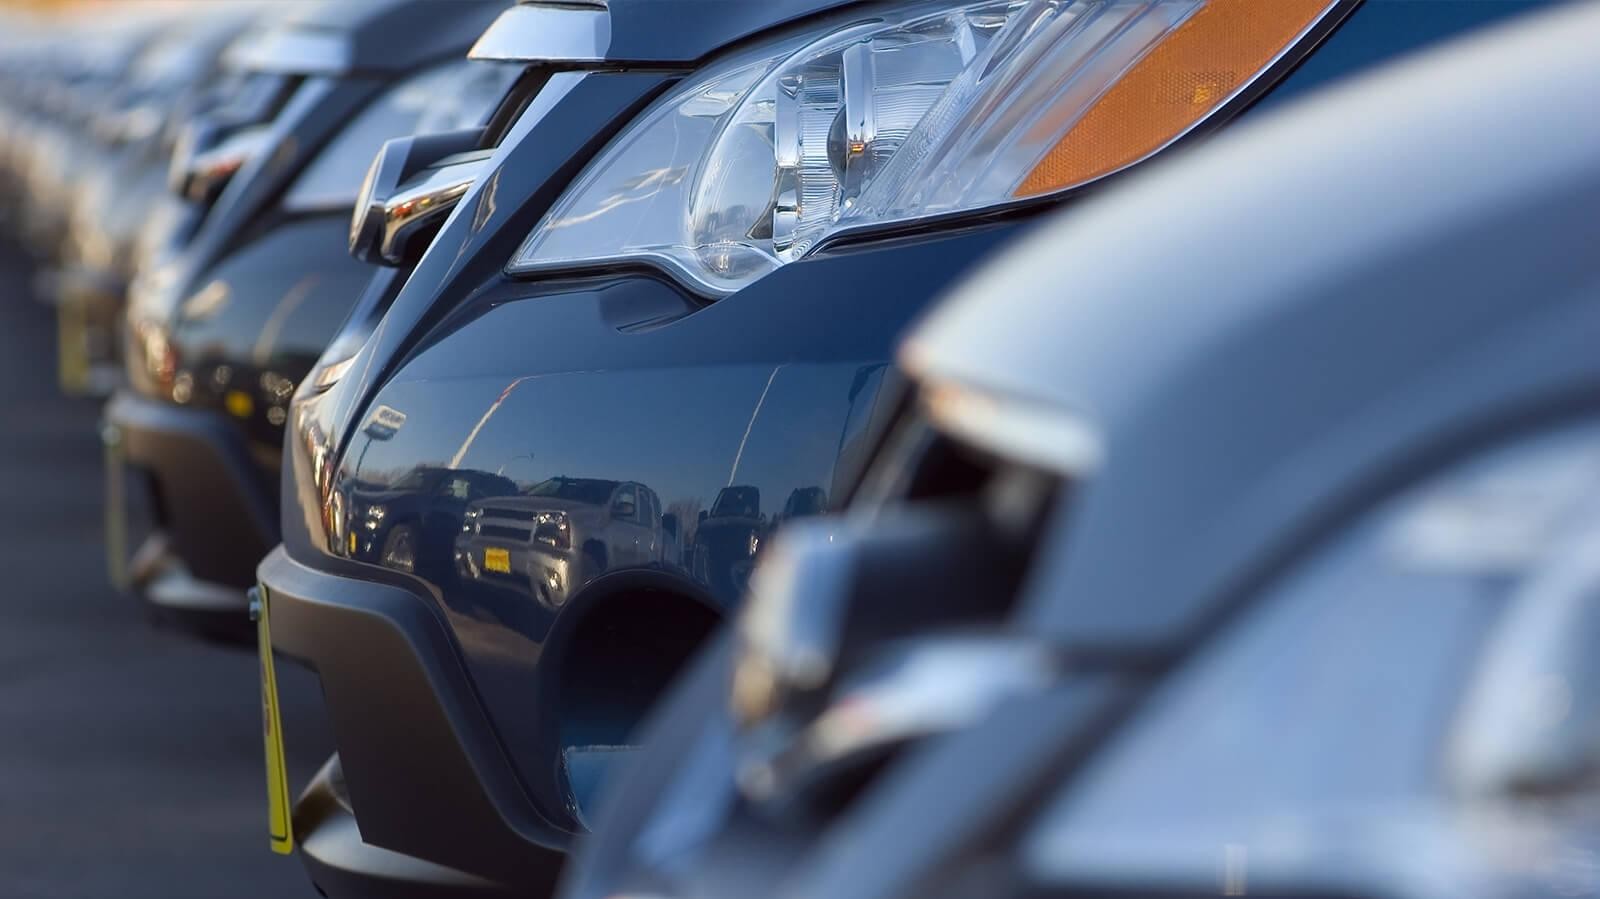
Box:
[562,8,1600,899]
[691,485,764,597]
[456,478,665,608]
[779,486,827,523]
[691,484,829,595]
[350,466,518,575]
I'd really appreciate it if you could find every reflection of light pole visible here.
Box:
[497,452,535,477]
[727,365,780,487]
[450,376,531,470]
[356,431,374,477]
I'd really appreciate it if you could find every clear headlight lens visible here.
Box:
[509,0,1340,296]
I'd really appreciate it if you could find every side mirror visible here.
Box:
[661,513,679,538]
[349,128,489,267]
[169,118,271,204]
[698,510,709,525]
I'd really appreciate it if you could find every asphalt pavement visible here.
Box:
[0,241,333,898]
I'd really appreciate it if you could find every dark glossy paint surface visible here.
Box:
[1253,0,1563,113]
[280,0,1555,832]
[277,0,507,76]
[167,216,375,473]
[559,6,1591,899]
[279,72,682,576]
[128,76,378,329]
[292,226,1016,824]
[131,2,505,342]
[118,3,511,582]
[527,0,866,64]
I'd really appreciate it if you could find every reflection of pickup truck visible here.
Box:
[454,477,664,608]
[779,486,828,523]
[691,486,763,600]
[691,485,828,601]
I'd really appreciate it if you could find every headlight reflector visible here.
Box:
[509,0,1341,296]
[534,511,571,551]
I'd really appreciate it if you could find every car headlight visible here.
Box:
[534,511,571,551]
[509,0,1342,296]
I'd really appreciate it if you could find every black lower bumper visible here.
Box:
[104,390,277,609]
[297,755,514,899]
[258,546,567,894]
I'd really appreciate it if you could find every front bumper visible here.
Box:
[296,755,514,899]
[257,545,567,894]
[104,391,277,617]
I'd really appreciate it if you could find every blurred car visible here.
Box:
[560,4,1600,898]
[102,0,516,638]
[52,4,270,395]
[1,7,169,263]
[252,0,1567,896]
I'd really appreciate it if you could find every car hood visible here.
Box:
[470,494,608,521]
[469,0,872,65]
[230,0,507,76]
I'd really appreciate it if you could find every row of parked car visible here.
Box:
[2,0,1597,896]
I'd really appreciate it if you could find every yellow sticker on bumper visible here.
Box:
[58,297,88,394]
[226,390,255,419]
[484,547,511,574]
[255,586,294,855]
[103,434,127,590]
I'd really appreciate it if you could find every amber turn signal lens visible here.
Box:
[1017,0,1339,197]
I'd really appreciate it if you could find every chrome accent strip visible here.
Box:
[737,636,1059,801]
[919,379,1102,478]
[468,4,611,64]
[171,125,274,204]
[358,153,493,266]
[225,28,353,76]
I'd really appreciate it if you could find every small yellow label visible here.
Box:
[226,390,255,419]
[104,440,127,589]
[484,547,511,574]
[257,587,295,855]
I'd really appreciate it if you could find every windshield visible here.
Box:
[524,478,619,506]
[711,486,760,519]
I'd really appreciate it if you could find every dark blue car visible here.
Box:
[563,6,1600,897]
[103,0,514,637]
[253,1,1568,895]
